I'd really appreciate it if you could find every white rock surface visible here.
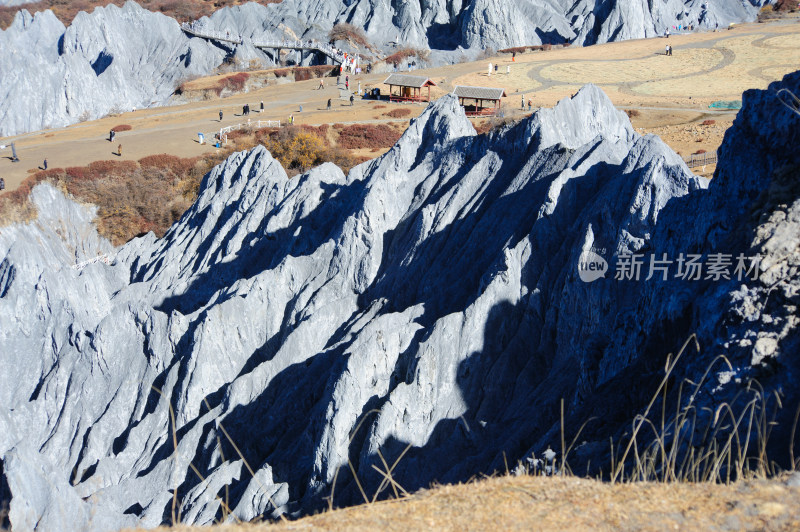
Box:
[1,75,799,531]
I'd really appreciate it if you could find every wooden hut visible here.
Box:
[453,85,507,116]
[383,74,437,103]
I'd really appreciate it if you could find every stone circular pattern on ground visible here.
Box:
[538,48,725,85]
[631,33,800,98]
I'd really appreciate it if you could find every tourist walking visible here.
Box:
[318,79,325,89]
[260,101,264,112]
[109,129,115,142]
[521,94,525,110]
[528,99,532,111]
[0,177,5,191]
[350,94,354,106]
[117,144,122,156]
[327,98,332,111]
[488,62,493,76]
[43,158,47,170]
[219,110,223,121]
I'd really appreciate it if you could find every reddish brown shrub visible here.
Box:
[138,154,196,175]
[336,124,402,150]
[384,48,430,64]
[220,72,249,92]
[111,124,132,132]
[294,69,313,82]
[695,149,708,154]
[385,108,411,118]
[498,46,528,54]
[273,68,290,78]
[701,119,716,126]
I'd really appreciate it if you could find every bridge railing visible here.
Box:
[181,21,351,65]
[181,22,243,44]
[684,150,718,169]
[218,120,282,140]
[73,254,113,271]
[251,38,346,63]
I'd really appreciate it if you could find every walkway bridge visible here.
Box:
[180,22,347,65]
[180,22,243,45]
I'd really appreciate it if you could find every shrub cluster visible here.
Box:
[384,48,430,64]
[111,124,133,132]
[384,109,411,119]
[498,43,561,54]
[0,152,219,245]
[293,65,336,82]
[336,124,402,150]
[328,23,369,48]
[220,72,250,92]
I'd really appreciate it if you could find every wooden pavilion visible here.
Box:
[453,85,507,116]
[383,74,437,103]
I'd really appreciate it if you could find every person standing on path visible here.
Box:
[528,99,532,111]
[327,98,332,111]
[665,44,669,55]
[0,177,5,191]
[521,94,525,110]
[350,94,354,106]
[260,101,264,112]
[219,110,223,122]
[488,62,492,76]
[117,144,122,157]
[43,159,47,170]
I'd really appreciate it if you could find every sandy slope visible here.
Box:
[1,18,798,193]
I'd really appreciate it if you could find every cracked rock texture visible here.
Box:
[0,0,769,136]
[1,73,799,531]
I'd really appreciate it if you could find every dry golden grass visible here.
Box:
[145,474,800,532]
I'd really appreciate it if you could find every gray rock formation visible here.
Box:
[0,2,225,136]
[0,0,771,136]
[2,72,799,530]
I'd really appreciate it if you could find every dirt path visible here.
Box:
[1,19,798,193]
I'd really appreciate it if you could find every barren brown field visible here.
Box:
[1,19,798,194]
[139,474,800,532]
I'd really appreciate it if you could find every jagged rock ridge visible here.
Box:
[0,0,771,136]
[1,75,799,531]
